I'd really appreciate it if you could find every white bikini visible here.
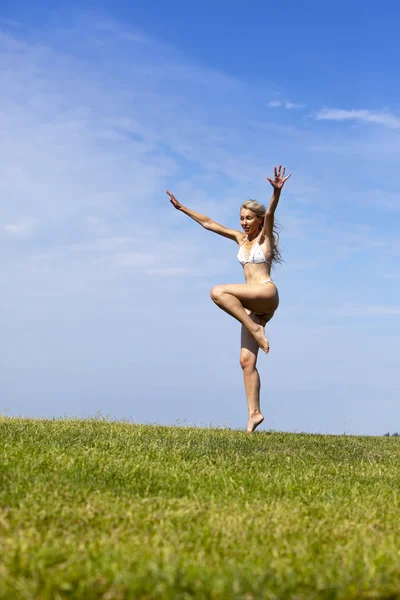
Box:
[237,235,274,285]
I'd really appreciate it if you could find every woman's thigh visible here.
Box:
[219,283,279,315]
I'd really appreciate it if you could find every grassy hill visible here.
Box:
[1,417,400,599]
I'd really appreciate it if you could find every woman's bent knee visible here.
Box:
[240,352,256,371]
[210,285,224,304]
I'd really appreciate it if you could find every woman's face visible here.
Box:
[240,209,262,236]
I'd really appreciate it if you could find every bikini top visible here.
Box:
[237,235,271,266]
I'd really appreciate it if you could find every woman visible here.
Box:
[166,165,291,432]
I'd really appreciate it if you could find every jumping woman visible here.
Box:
[166,165,291,433]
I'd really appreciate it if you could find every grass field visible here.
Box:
[1,417,400,599]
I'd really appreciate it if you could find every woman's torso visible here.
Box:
[237,233,275,285]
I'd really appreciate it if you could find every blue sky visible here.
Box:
[1,2,399,434]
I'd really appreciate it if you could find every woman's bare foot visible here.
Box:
[251,324,270,353]
[247,412,264,433]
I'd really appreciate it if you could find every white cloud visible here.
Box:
[316,107,400,129]
[284,101,305,109]
[0,18,19,27]
[335,304,400,317]
[283,257,320,270]
[114,251,158,268]
[266,100,282,108]
[4,218,38,235]
[119,32,144,42]
[364,189,400,211]
[266,99,305,109]
[146,267,190,277]
[90,19,145,40]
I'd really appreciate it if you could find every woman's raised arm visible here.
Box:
[166,190,243,243]
[261,166,291,238]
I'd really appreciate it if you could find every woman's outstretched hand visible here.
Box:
[266,165,291,190]
[166,190,182,210]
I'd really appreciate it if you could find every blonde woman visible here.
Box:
[167,165,291,432]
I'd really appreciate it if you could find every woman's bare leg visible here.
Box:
[240,312,274,432]
[210,283,278,353]
[240,315,264,432]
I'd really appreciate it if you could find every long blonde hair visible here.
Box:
[241,199,283,266]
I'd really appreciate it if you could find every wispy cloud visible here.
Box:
[283,257,321,270]
[89,18,145,42]
[0,18,19,27]
[114,251,158,268]
[364,189,400,211]
[4,219,38,235]
[119,32,144,42]
[266,99,305,109]
[316,107,400,129]
[146,267,191,277]
[285,101,305,109]
[266,100,283,108]
[335,304,400,317]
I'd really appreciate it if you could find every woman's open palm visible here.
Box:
[266,165,291,190]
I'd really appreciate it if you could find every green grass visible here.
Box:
[1,417,400,599]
